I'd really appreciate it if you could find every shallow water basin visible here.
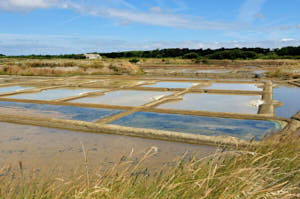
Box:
[142,82,196,89]
[245,66,259,69]
[111,112,282,141]
[274,86,300,118]
[0,101,122,122]
[196,70,231,73]
[157,93,262,114]
[71,90,173,106]
[253,70,267,74]
[0,122,216,174]
[7,88,104,101]
[200,83,263,91]
[181,70,231,74]
[0,86,35,94]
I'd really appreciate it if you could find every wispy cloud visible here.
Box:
[0,0,299,55]
[0,0,297,32]
[0,0,235,30]
[0,0,57,12]
[1,33,300,55]
[60,1,235,30]
[238,0,267,22]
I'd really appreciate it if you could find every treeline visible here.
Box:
[1,54,86,59]
[101,46,300,59]
[1,46,300,59]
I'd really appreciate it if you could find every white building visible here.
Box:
[84,53,102,60]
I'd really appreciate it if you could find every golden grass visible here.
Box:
[0,135,299,199]
[0,58,143,76]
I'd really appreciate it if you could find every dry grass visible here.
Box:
[138,58,300,68]
[0,58,143,76]
[266,67,300,79]
[0,135,299,199]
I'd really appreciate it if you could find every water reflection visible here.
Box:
[7,88,104,101]
[112,112,282,141]
[0,122,216,174]
[0,101,122,122]
[274,86,300,118]
[200,83,263,91]
[142,82,195,89]
[157,93,261,114]
[71,90,173,106]
[0,86,35,94]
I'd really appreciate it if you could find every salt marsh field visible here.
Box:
[0,71,299,173]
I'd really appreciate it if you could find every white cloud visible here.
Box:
[0,0,57,12]
[280,38,295,42]
[238,0,266,22]
[0,0,234,30]
[1,33,300,55]
[255,13,264,19]
[0,0,298,33]
[61,1,235,30]
[149,6,161,13]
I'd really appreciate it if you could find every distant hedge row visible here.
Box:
[101,46,300,59]
[1,46,300,59]
[1,54,86,59]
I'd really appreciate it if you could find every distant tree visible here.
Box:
[182,52,199,59]
[129,58,140,64]
[0,54,5,57]
[276,46,300,56]
[209,50,257,60]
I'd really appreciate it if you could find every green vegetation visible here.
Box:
[0,134,299,198]
[129,58,140,64]
[100,46,300,60]
[1,46,300,60]
[208,49,258,60]
[182,52,199,59]
[1,54,86,59]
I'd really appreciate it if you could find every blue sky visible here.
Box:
[0,0,300,55]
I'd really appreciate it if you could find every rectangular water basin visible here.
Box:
[71,90,173,106]
[111,112,282,141]
[7,88,104,101]
[0,86,35,94]
[0,122,216,174]
[157,93,262,114]
[274,86,300,118]
[142,82,196,89]
[0,101,122,122]
[200,83,263,91]
[183,70,231,74]
[253,70,267,74]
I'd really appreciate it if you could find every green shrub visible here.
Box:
[183,52,199,59]
[129,58,140,64]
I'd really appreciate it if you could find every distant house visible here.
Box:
[84,53,102,60]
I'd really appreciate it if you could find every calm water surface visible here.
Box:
[0,86,35,94]
[157,93,261,114]
[7,88,104,101]
[112,112,282,141]
[71,90,173,106]
[0,122,216,174]
[142,82,196,89]
[200,83,263,91]
[274,86,300,118]
[0,101,122,121]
